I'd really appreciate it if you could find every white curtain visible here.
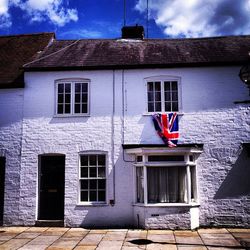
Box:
[147,167,186,203]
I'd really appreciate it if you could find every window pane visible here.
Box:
[82,104,87,113]
[89,180,97,189]
[81,180,88,189]
[136,156,143,162]
[75,104,80,113]
[136,167,144,203]
[58,94,63,103]
[82,83,88,92]
[155,82,161,91]
[98,191,105,201]
[164,81,170,91]
[81,191,88,202]
[190,166,197,202]
[75,94,80,102]
[65,83,71,93]
[81,155,88,166]
[90,191,97,201]
[165,102,171,111]
[148,155,185,162]
[172,92,178,101]
[147,167,186,203]
[172,102,179,112]
[75,83,81,92]
[65,104,71,114]
[90,167,97,177]
[155,92,161,102]
[148,102,154,112]
[98,168,105,178]
[82,93,88,102]
[58,84,64,93]
[148,92,154,102]
[81,167,88,178]
[147,82,154,91]
[98,179,106,189]
[172,81,178,91]
[98,155,105,166]
[57,104,63,114]
[155,102,161,112]
[65,94,71,103]
[89,155,97,165]
[164,91,171,101]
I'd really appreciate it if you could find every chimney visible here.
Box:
[121,25,144,39]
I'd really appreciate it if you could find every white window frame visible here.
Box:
[125,147,201,207]
[78,151,107,205]
[55,78,90,117]
[144,75,182,114]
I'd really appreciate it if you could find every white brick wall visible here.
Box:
[0,89,24,225]
[1,66,249,228]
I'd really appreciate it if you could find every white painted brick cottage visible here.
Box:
[0,27,250,229]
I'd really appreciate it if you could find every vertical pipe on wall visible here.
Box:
[111,70,116,205]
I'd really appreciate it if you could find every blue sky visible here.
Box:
[1,0,250,39]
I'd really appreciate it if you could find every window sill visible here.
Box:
[142,112,184,116]
[53,114,90,118]
[133,202,200,208]
[76,202,108,207]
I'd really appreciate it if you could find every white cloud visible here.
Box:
[0,0,78,29]
[135,0,250,37]
[0,0,11,28]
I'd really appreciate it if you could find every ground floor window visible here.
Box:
[134,151,199,205]
[79,154,106,203]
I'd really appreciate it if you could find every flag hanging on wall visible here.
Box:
[152,113,179,147]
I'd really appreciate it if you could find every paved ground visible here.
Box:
[0,227,249,250]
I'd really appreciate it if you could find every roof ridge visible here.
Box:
[0,32,55,38]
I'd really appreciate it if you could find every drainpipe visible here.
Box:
[110,70,116,206]
[121,69,135,163]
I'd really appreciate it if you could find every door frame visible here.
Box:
[37,153,65,221]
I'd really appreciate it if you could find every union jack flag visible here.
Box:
[152,113,179,147]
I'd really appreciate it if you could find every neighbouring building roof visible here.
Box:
[0,32,54,88]
[24,35,250,71]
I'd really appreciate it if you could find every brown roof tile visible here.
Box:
[0,32,54,88]
[24,35,250,71]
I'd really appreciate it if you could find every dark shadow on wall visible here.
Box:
[214,146,250,199]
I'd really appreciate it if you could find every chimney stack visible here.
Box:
[121,25,144,39]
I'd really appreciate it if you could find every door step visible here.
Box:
[35,220,64,227]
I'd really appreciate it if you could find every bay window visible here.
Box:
[132,148,201,205]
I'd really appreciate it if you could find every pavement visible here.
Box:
[0,227,249,250]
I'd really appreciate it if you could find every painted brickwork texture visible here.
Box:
[0,66,249,229]
[0,89,23,225]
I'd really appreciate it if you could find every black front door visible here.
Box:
[0,157,5,224]
[39,155,65,220]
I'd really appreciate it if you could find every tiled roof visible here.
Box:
[0,32,54,88]
[24,35,250,71]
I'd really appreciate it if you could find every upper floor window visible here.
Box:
[147,78,180,113]
[56,79,89,115]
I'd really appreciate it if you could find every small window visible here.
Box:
[136,156,143,162]
[146,78,180,113]
[56,79,89,115]
[79,154,106,203]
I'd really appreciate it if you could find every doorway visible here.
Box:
[38,155,65,220]
[0,157,5,224]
